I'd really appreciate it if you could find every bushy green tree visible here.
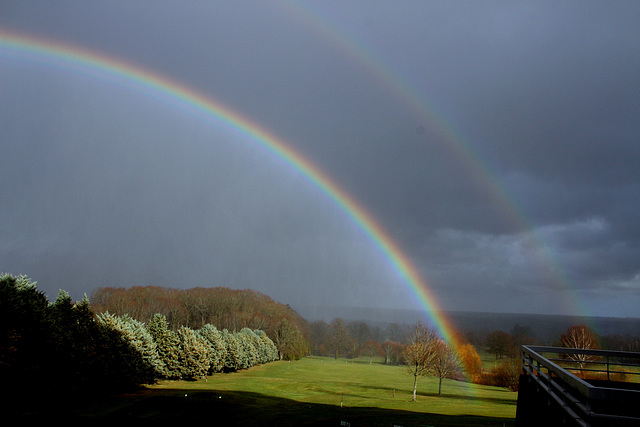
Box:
[247,329,270,364]
[198,324,227,374]
[96,312,157,387]
[147,313,181,379]
[47,290,104,390]
[255,329,279,363]
[238,328,258,369]
[111,314,165,377]
[221,329,243,372]
[0,274,49,388]
[176,326,210,379]
[2,274,161,403]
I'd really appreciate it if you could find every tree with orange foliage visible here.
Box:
[458,343,483,382]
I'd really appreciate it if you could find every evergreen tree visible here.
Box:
[47,290,102,390]
[117,314,165,378]
[198,324,227,374]
[147,313,181,379]
[0,274,49,388]
[255,329,279,362]
[248,329,269,364]
[238,328,258,368]
[221,329,243,372]
[96,312,157,387]
[176,326,210,379]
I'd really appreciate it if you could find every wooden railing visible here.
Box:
[517,345,640,426]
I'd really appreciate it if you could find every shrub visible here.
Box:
[475,358,520,391]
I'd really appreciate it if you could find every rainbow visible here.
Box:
[276,2,587,318]
[0,30,464,346]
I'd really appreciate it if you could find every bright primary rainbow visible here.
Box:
[0,30,464,346]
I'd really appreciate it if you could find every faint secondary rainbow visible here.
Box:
[0,29,463,345]
[277,2,588,317]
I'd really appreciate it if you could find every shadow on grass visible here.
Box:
[358,384,518,407]
[421,391,518,407]
[11,387,516,426]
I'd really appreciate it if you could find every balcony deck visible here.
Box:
[516,345,640,426]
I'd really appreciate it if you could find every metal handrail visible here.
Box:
[520,345,640,426]
[525,345,640,385]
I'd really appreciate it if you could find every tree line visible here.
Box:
[307,318,409,362]
[98,312,279,380]
[483,322,640,360]
[0,273,485,398]
[306,316,640,394]
[0,274,281,398]
[6,273,633,399]
[90,285,309,360]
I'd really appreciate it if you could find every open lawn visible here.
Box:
[143,357,516,425]
[16,356,517,425]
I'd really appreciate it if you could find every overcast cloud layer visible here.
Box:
[1,1,639,318]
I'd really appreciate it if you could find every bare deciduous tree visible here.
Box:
[381,340,402,365]
[485,330,515,359]
[402,322,439,401]
[361,339,383,364]
[431,339,461,395]
[560,324,600,371]
[329,318,351,359]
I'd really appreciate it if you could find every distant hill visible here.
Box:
[295,305,640,344]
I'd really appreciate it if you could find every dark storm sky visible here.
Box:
[1,1,639,317]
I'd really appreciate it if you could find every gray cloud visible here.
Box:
[1,1,639,318]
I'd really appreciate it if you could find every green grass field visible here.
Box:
[118,356,516,426]
[14,355,517,425]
